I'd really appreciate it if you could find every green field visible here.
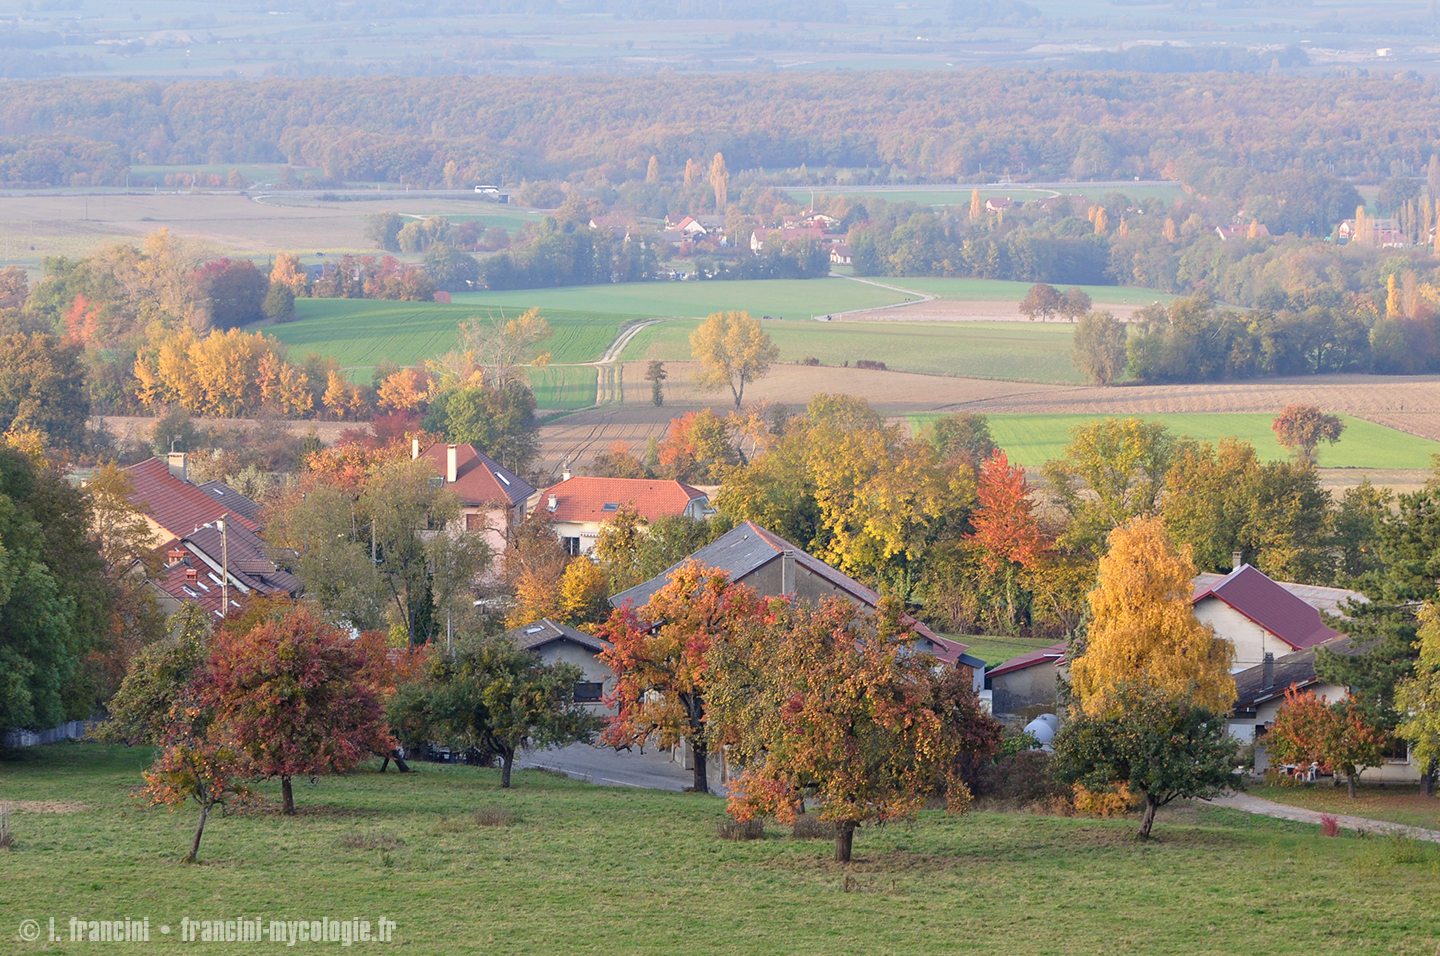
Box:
[268,299,635,371]
[910,413,1440,470]
[450,277,907,319]
[891,277,1174,307]
[625,319,1084,383]
[4,743,1439,955]
[528,365,599,410]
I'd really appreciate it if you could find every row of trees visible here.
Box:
[12,72,1440,188]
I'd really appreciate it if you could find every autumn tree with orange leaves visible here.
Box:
[709,597,998,862]
[970,450,1047,627]
[598,561,766,793]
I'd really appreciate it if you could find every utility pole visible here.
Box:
[217,519,229,617]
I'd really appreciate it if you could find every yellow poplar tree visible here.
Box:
[709,152,730,212]
[969,188,982,220]
[1396,603,1440,781]
[1069,516,1236,717]
[1387,273,1402,319]
[1163,217,1177,243]
[646,155,660,184]
[1094,207,1109,236]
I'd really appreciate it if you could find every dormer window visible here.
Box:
[602,503,619,512]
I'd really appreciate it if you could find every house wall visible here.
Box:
[456,504,512,559]
[1193,598,1294,671]
[532,639,616,716]
[990,663,1061,718]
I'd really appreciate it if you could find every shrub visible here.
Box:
[1320,814,1340,838]
[854,359,887,371]
[717,817,765,841]
[977,750,1068,804]
[1072,782,1140,818]
[798,357,821,366]
[789,814,835,840]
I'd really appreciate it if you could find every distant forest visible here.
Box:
[5,71,1440,187]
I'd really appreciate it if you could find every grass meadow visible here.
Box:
[950,634,1059,668]
[625,319,1083,382]
[891,277,1174,306]
[270,299,635,370]
[450,277,907,319]
[909,413,1440,470]
[4,744,1440,955]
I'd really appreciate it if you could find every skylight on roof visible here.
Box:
[602,503,619,512]
[525,626,545,634]
[497,473,510,485]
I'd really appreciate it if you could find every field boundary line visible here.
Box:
[828,275,937,319]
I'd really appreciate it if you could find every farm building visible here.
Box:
[986,642,1068,720]
[611,520,982,688]
[536,475,710,556]
[504,618,615,715]
[1190,563,1361,673]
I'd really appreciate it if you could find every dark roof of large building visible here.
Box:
[609,520,970,665]
[1191,564,1343,651]
[416,443,535,508]
[541,476,708,525]
[195,479,264,525]
[1232,636,1355,713]
[503,618,609,655]
[987,641,1069,680]
[125,457,259,539]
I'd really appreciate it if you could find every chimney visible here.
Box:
[561,459,571,482]
[446,445,458,484]
[1262,652,1275,689]
[780,549,795,596]
[412,438,420,460]
[1232,551,1243,571]
[547,493,558,512]
[167,452,188,483]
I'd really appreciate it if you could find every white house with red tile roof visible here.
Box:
[535,475,710,556]
[413,441,536,557]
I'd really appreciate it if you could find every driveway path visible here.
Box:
[517,742,698,792]
[1204,792,1440,842]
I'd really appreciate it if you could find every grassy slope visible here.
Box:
[910,413,1440,470]
[625,319,1083,383]
[449,277,905,318]
[4,744,1440,955]
[268,299,633,369]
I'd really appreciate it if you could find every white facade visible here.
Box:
[1193,597,1300,672]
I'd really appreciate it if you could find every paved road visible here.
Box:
[1205,792,1440,843]
[517,742,703,792]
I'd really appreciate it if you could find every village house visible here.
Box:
[985,197,1015,213]
[612,520,982,686]
[986,642,1069,720]
[1337,217,1409,248]
[1215,222,1271,241]
[413,441,536,557]
[124,453,263,548]
[829,242,853,265]
[147,520,300,620]
[749,225,826,253]
[502,618,615,715]
[536,475,710,556]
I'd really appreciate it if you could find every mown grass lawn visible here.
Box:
[1252,783,1440,831]
[909,413,1440,470]
[625,319,1083,383]
[3,744,1440,955]
[888,277,1174,307]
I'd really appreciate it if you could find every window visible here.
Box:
[574,682,603,703]
[427,476,445,490]
[465,513,484,532]
[601,502,619,512]
[563,536,581,556]
[1381,736,1411,764]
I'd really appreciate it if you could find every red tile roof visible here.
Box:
[416,443,535,508]
[150,522,299,620]
[542,476,707,525]
[987,641,1068,679]
[125,458,259,539]
[1191,564,1342,651]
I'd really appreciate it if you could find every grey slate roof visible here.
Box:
[196,480,264,526]
[1232,636,1355,713]
[504,617,609,655]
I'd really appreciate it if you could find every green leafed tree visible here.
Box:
[1071,310,1128,385]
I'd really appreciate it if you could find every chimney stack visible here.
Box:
[1262,652,1275,689]
[167,452,188,483]
[1232,551,1243,571]
[547,493,558,512]
[412,438,420,460]
[561,459,571,482]
[781,549,795,596]
[447,445,458,484]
